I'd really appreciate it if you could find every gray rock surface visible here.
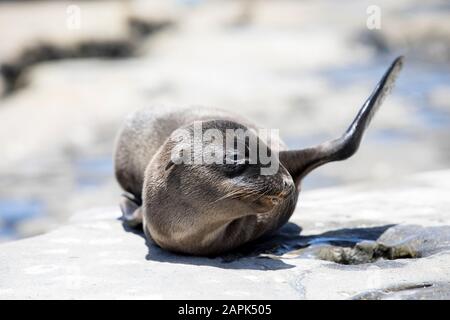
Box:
[1,169,449,300]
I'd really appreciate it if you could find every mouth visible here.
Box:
[255,184,295,208]
[259,195,281,206]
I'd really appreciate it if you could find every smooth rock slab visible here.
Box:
[0,170,449,299]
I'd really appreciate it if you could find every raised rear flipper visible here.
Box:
[280,56,404,184]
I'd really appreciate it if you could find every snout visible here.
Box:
[260,176,295,207]
[280,178,295,197]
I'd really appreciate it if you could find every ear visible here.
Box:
[165,159,175,171]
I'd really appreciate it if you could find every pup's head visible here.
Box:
[163,119,295,215]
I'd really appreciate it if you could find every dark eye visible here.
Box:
[222,162,247,177]
[221,152,248,176]
[222,156,246,175]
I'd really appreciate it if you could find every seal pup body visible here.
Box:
[115,106,295,254]
[114,57,404,255]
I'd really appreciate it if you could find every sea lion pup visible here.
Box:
[114,56,404,255]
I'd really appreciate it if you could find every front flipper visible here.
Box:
[120,194,143,228]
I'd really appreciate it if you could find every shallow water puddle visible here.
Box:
[0,199,45,240]
[228,224,450,266]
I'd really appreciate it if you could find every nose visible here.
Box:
[280,178,294,197]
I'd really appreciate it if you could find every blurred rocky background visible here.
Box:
[0,0,449,242]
